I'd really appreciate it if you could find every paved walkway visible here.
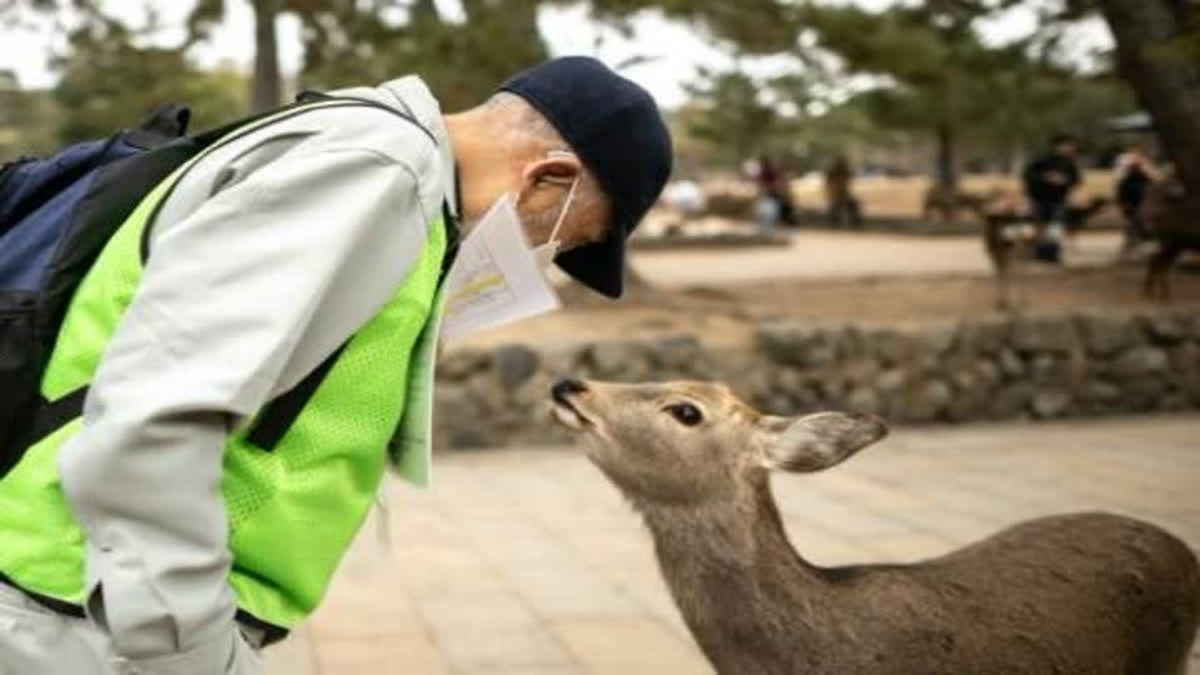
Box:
[626,230,1124,286]
[266,415,1200,674]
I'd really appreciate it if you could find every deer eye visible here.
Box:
[664,403,703,427]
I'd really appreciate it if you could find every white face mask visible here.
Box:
[436,152,580,345]
[438,193,562,345]
[530,171,580,270]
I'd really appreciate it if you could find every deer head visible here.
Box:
[550,378,888,507]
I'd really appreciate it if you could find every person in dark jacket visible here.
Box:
[756,154,797,227]
[1114,142,1155,255]
[1024,134,1082,224]
[1023,134,1081,263]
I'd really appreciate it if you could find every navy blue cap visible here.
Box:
[500,56,672,298]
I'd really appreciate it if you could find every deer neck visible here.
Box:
[638,483,832,662]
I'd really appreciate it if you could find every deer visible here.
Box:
[965,194,1109,310]
[550,378,1200,675]
[1141,170,1198,301]
[921,184,990,224]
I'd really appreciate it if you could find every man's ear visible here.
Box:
[760,412,888,473]
[522,153,582,187]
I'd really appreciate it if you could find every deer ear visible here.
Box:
[761,412,888,473]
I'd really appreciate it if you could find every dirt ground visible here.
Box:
[695,170,1118,218]
[786,170,1118,217]
[456,258,1200,350]
[451,176,1197,352]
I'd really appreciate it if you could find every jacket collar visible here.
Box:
[380,77,461,223]
[332,76,460,222]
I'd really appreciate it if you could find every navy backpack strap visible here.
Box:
[123,104,192,150]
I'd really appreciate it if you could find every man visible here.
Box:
[824,154,861,229]
[755,154,796,228]
[1114,142,1156,255]
[1023,134,1081,261]
[0,56,671,674]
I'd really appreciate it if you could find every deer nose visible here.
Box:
[552,378,588,404]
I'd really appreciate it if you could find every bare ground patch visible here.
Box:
[455,262,1200,350]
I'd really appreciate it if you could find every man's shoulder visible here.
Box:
[295,103,439,168]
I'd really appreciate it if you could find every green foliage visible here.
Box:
[797,1,1134,185]
[52,18,246,143]
[0,70,61,158]
[0,0,1155,178]
[294,0,804,113]
[295,0,549,112]
[584,0,799,53]
[680,67,783,161]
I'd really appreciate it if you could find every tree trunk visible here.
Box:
[934,121,958,192]
[1099,0,1200,206]
[251,0,282,112]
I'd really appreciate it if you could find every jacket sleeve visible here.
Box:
[56,144,434,672]
[1022,157,1044,194]
[1066,162,1082,191]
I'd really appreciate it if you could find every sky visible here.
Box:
[1,0,1113,108]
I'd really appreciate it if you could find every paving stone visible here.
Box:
[419,590,574,672]
[551,619,715,675]
[501,564,646,620]
[313,636,451,675]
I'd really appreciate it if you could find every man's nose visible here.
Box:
[552,378,588,403]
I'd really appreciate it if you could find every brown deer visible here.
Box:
[550,378,1200,675]
[1141,171,1198,301]
[921,184,989,224]
[967,194,1109,310]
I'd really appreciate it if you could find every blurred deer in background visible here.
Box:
[1141,169,1199,301]
[965,192,1109,309]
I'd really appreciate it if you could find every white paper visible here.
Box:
[439,195,561,345]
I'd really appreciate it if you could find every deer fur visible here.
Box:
[922,185,981,224]
[1141,172,1198,301]
[551,378,1200,675]
[965,194,1109,310]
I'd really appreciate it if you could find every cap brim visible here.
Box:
[554,224,626,299]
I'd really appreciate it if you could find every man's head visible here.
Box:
[446,57,673,298]
[1051,133,1080,158]
[1124,141,1148,162]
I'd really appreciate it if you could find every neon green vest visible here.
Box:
[0,106,446,629]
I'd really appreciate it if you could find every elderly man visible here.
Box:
[0,56,671,674]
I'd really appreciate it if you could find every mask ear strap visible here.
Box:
[547,176,580,245]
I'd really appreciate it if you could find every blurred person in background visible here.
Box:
[1114,142,1157,257]
[751,155,777,229]
[660,177,707,236]
[824,154,862,228]
[663,178,707,220]
[1023,133,1081,263]
[755,154,797,227]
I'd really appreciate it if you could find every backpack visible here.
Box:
[0,92,449,477]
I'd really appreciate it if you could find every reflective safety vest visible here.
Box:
[0,104,448,635]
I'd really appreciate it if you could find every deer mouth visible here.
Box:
[551,392,592,431]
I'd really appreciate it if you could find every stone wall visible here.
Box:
[433,307,1200,449]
